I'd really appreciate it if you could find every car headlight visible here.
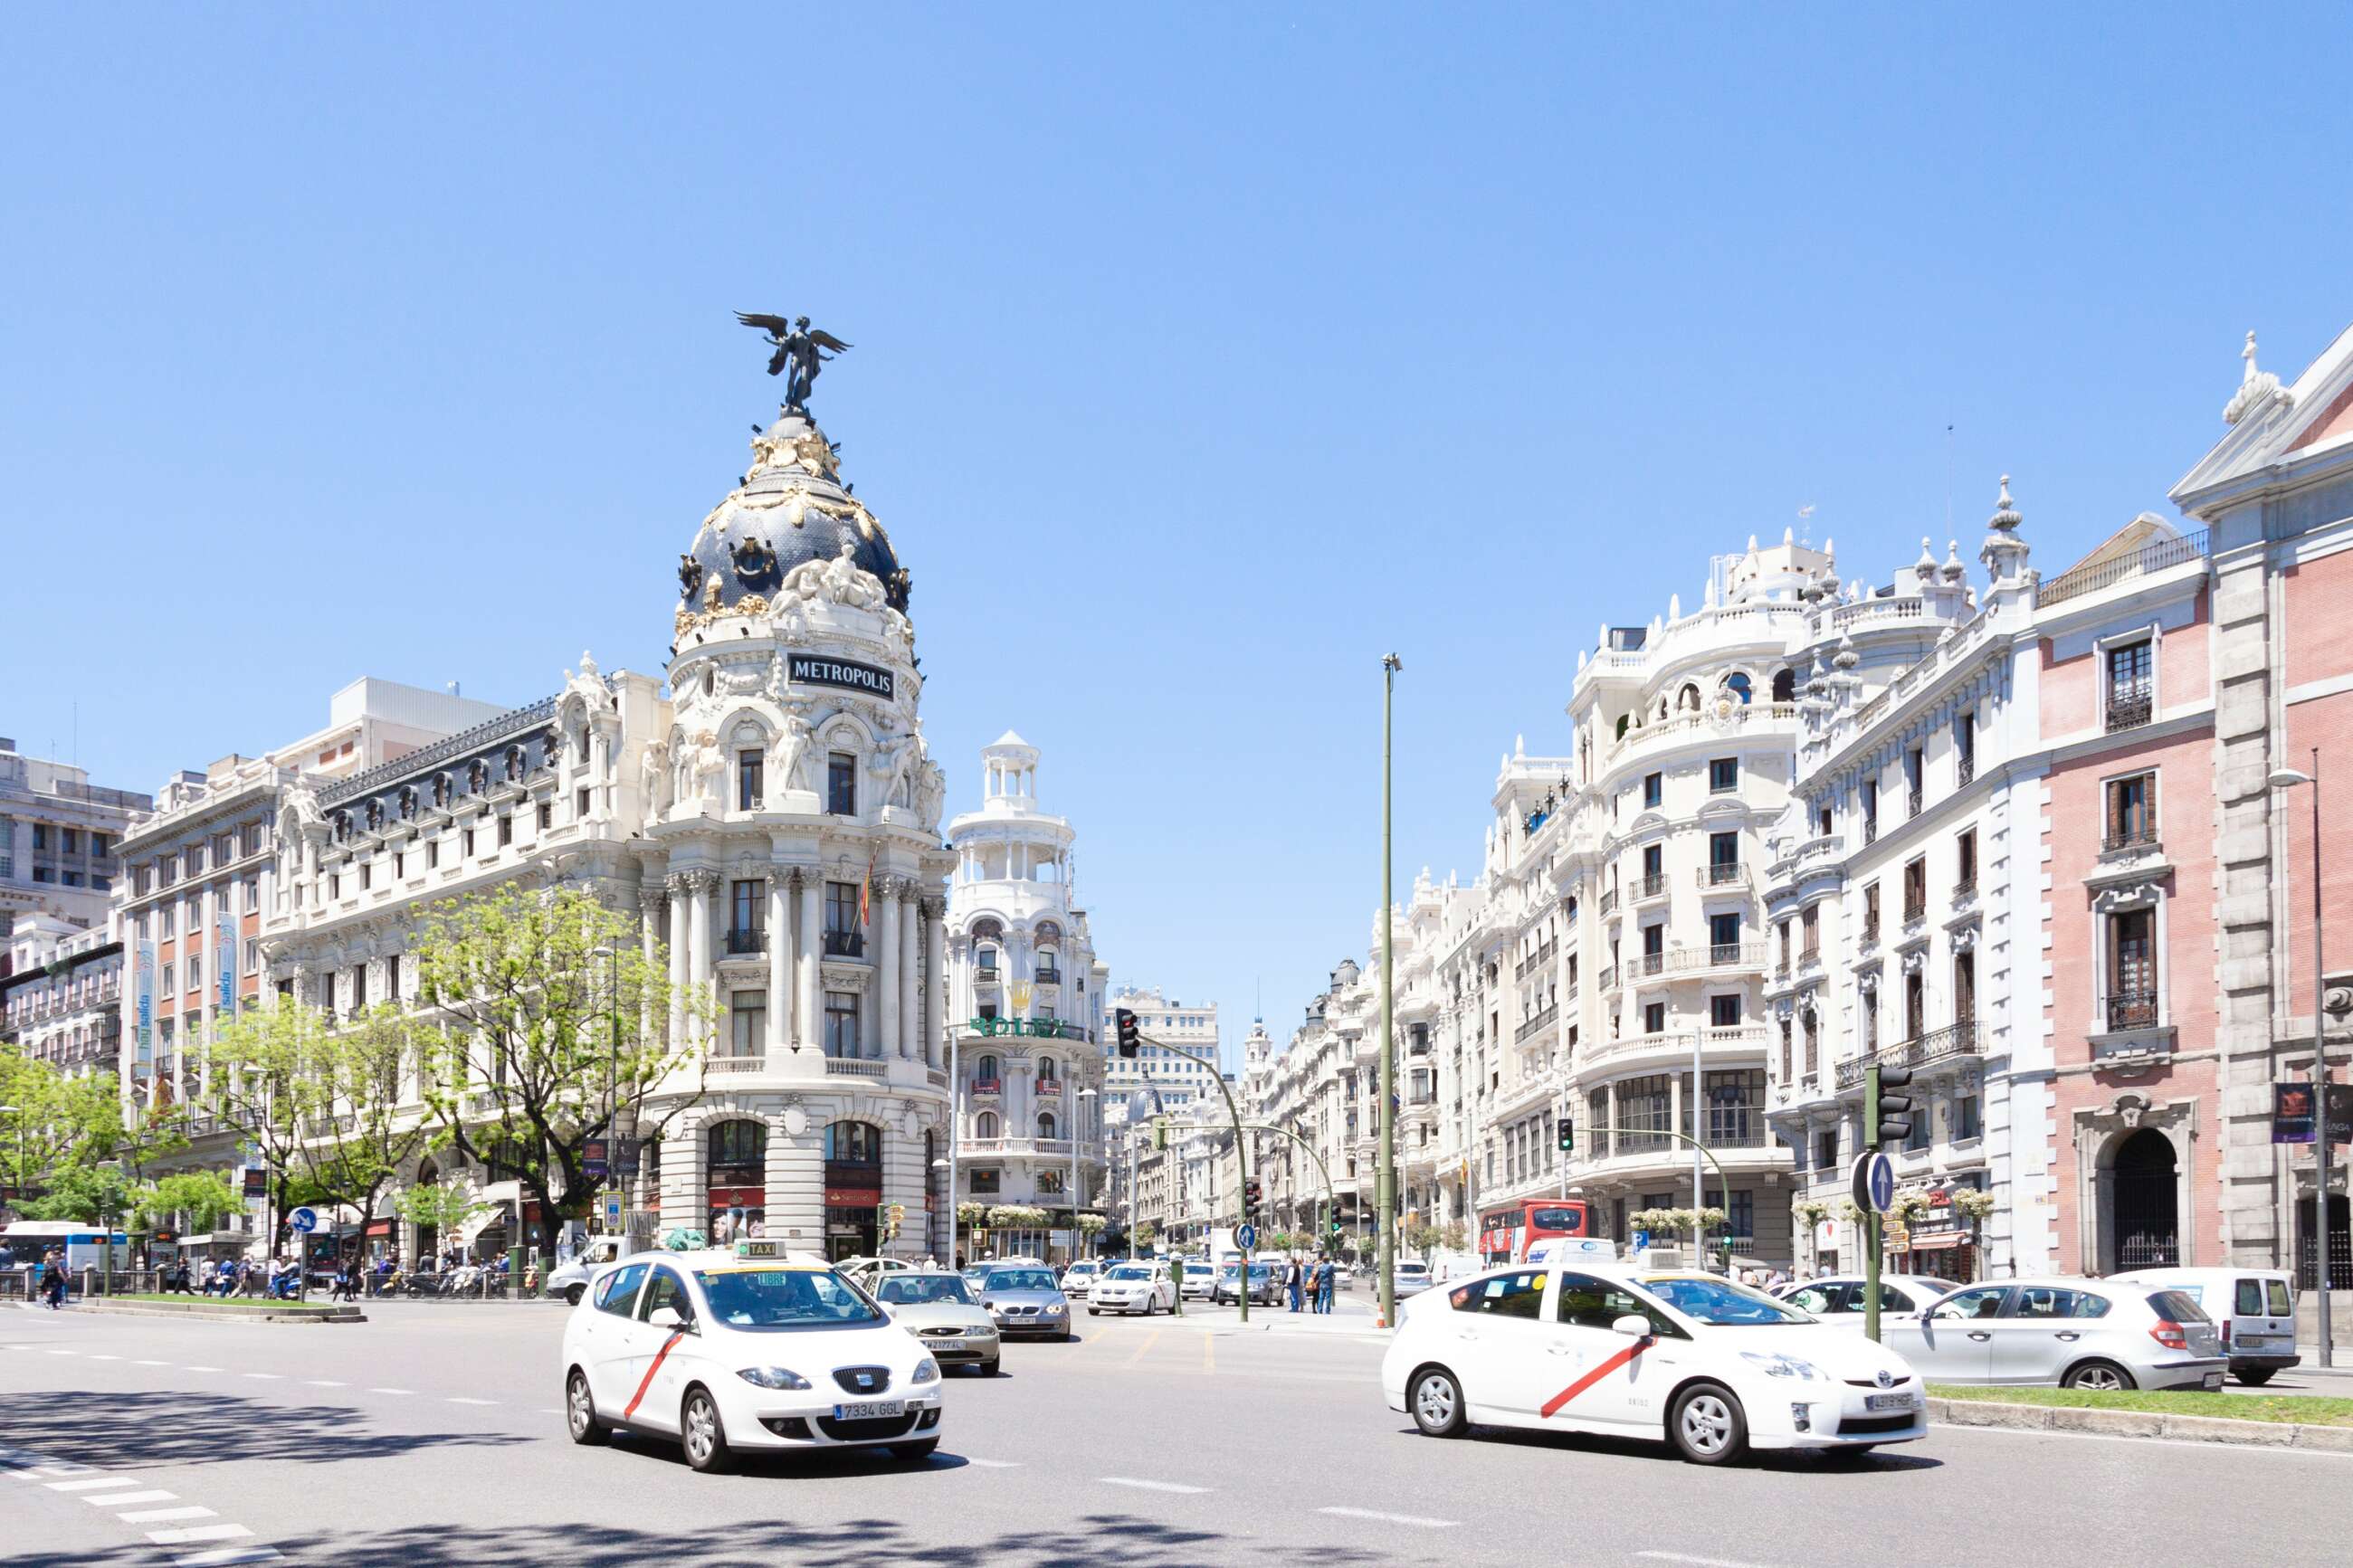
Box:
[1738,1352,1822,1381]
[737,1366,813,1390]
[1042,1302,1066,1314]
[911,1357,940,1384]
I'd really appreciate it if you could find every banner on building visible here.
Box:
[216,903,235,1010]
[137,941,155,1064]
[2273,1082,2318,1144]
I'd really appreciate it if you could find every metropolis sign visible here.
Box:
[790,653,894,699]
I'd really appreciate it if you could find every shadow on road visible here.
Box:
[1391,1421,1945,1473]
[41,1511,1380,1568]
[0,1389,529,1468]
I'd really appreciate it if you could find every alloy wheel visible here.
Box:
[1680,1393,1734,1456]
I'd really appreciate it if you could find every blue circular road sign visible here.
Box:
[1236,1222,1258,1251]
[289,1206,319,1234]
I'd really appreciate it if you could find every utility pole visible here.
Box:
[2272,753,2332,1366]
[1862,1061,1914,1345]
[1379,652,1402,1330]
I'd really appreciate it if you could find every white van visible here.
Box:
[2113,1267,2301,1385]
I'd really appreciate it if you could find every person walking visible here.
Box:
[1316,1256,1335,1314]
[1284,1255,1303,1313]
[39,1248,66,1310]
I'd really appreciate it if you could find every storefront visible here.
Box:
[1891,1173,1985,1284]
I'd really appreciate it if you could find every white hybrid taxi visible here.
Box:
[1382,1263,1925,1465]
[562,1244,944,1472]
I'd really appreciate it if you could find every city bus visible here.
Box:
[2,1221,129,1275]
[1477,1199,1596,1266]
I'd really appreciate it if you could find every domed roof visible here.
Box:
[676,410,909,618]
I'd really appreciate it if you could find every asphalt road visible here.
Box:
[5,1297,2349,1568]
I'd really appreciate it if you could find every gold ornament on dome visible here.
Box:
[673,606,698,640]
[735,593,770,618]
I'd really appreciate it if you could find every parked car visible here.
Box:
[561,1250,941,1472]
[1090,1261,1178,1316]
[1394,1259,1435,1297]
[2112,1267,2301,1385]
[1880,1277,2224,1391]
[1776,1275,1957,1325]
[872,1269,1002,1376]
[973,1264,1073,1340]
[1382,1263,1924,1464]
[1179,1260,1215,1298]
[546,1237,639,1307]
[1212,1261,1281,1306]
[1060,1259,1102,1298]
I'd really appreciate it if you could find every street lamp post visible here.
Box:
[2272,754,2333,1368]
[1379,652,1401,1330]
[1072,1086,1096,1266]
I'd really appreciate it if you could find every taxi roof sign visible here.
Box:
[735,1239,786,1260]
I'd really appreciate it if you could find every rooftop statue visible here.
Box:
[734,311,852,410]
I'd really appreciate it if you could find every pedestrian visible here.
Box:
[1285,1255,1303,1313]
[40,1248,66,1310]
[1315,1256,1335,1314]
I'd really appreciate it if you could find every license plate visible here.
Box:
[2202,1373,2224,1391]
[1865,1392,1916,1412]
[832,1399,905,1421]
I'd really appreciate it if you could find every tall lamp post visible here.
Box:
[1378,651,1402,1330]
[2272,753,2334,1368]
[1072,1086,1096,1265]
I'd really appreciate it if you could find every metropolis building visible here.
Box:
[254,368,963,1264]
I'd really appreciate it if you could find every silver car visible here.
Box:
[873,1269,1003,1376]
[1881,1276,2225,1391]
[973,1264,1073,1341]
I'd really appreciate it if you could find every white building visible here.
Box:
[0,737,150,934]
[943,732,1110,1260]
[1,914,122,1079]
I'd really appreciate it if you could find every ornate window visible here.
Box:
[976,1111,1001,1139]
[706,1119,767,1171]
[1038,1112,1058,1139]
[823,1120,881,1164]
[1771,668,1796,703]
[1725,672,1753,706]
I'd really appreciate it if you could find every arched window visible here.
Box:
[976,1110,1001,1139]
[1679,683,1701,712]
[706,1119,767,1172]
[976,1053,1000,1085]
[1038,1111,1058,1139]
[823,1120,882,1164]
[1036,1055,1058,1084]
[1726,672,1753,705]
[1771,668,1796,703]
[1615,714,1630,741]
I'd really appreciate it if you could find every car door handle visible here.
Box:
[1967,1331,1993,1341]
[1546,1345,1577,1356]
[2054,1331,2081,1342]
[1457,1330,1480,1341]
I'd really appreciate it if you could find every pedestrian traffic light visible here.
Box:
[1558,1116,1575,1154]
[1870,1063,1915,1150]
[1153,1116,1168,1151]
[1115,1008,1140,1057]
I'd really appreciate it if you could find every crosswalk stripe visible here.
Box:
[148,1524,252,1546]
[172,1549,281,1566]
[121,1507,218,1524]
[85,1490,177,1506]
[49,1478,140,1492]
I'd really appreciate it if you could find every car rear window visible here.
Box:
[2146,1288,2210,1324]
[2267,1279,2294,1316]
[2234,1278,2263,1316]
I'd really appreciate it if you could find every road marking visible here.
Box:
[369,1388,413,1395]
[1317,1506,1458,1529]
[1637,1554,1782,1568]
[1119,1329,1164,1368]
[135,1359,171,1366]
[87,1353,122,1360]
[1099,1477,1210,1494]
[304,1379,346,1387]
[86,1490,178,1506]
[243,1373,282,1380]
[185,1365,223,1373]
[122,1506,218,1524]
[49,1478,142,1492]
[148,1524,253,1545]
[964,1458,1023,1468]
[173,1550,281,1566]
[448,1397,497,1406]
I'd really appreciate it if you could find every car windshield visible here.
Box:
[1640,1274,1813,1326]
[692,1268,887,1329]
[874,1275,975,1306]
[1397,1261,1430,1274]
[1106,1266,1154,1281]
[1185,1263,1212,1275]
[985,1269,1058,1291]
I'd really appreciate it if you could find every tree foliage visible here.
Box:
[136,1170,242,1233]
[395,1178,495,1237]
[18,1163,138,1224]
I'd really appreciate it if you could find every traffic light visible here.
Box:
[1243,1178,1262,1218]
[884,1202,906,1241]
[1558,1116,1575,1154]
[1869,1063,1916,1150]
[1152,1116,1168,1151]
[1115,1008,1140,1057]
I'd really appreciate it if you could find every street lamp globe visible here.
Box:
[2271,767,2315,789]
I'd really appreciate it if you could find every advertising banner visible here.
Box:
[2273,1082,2318,1144]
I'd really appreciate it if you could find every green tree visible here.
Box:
[1405,1221,1441,1257]
[0,1044,125,1198]
[1437,1219,1469,1253]
[20,1164,138,1225]
[136,1170,242,1233]
[395,1177,495,1238]
[413,883,710,1260]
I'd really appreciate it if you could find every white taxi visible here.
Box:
[1382,1263,1925,1465]
[562,1245,944,1472]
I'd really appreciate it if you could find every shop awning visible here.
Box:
[1901,1232,1967,1253]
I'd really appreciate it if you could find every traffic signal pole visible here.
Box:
[1379,653,1401,1332]
[1862,1061,1914,1345]
[1138,1030,1251,1323]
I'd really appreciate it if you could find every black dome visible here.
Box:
[679,412,908,615]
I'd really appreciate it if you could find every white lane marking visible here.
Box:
[368,1387,413,1395]
[305,1380,346,1387]
[243,1373,282,1381]
[148,1524,253,1545]
[1318,1506,1458,1529]
[50,1478,144,1491]
[122,1506,218,1523]
[173,1550,282,1566]
[965,1458,1023,1468]
[86,1490,179,1506]
[447,1397,497,1405]
[1099,1477,1211,1494]
[1637,1554,1782,1568]
[135,1359,171,1366]
[87,1353,122,1361]
[185,1365,224,1373]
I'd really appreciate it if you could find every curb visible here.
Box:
[1928,1396,2353,1451]
[68,1300,367,1326]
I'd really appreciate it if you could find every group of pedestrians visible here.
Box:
[1283,1254,1337,1314]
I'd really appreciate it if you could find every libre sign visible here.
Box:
[789,654,894,699]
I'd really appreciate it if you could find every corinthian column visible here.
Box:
[877,875,902,1061]
[923,897,948,1069]
[798,871,822,1053]
[665,875,689,1047]
[638,883,664,1055]
[766,870,788,1060]
[686,871,713,1050]
[898,887,919,1060]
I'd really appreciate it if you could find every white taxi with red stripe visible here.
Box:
[1382,1263,1925,1465]
[562,1244,944,1472]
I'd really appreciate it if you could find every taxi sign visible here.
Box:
[735,1238,786,1260]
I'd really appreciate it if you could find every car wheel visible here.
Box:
[681,1386,732,1474]
[564,1284,586,1307]
[1408,1366,1467,1438]
[891,1438,940,1462]
[978,1359,1001,1377]
[565,1369,609,1446]
[1088,1307,1100,1316]
[2062,1360,2135,1392]
[2235,1368,2276,1387]
[1670,1382,1748,1465]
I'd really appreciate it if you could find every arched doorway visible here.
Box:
[413,1159,441,1265]
[2110,1128,2179,1269]
[705,1119,767,1243]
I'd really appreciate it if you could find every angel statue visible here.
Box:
[735,312,852,410]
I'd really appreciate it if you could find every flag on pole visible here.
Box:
[858,857,873,927]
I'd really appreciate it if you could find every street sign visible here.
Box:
[1852,1153,1896,1214]
[289,1206,319,1235]
[1236,1222,1258,1251]
[603,1194,624,1231]
[1631,1228,1651,1250]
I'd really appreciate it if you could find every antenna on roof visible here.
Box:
[1945,423,1955,537]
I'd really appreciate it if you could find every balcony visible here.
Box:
[1596,965,1620,993]
[970,1078,1004,1098]
[710,1055,767,1076]
[1634,873,1672,904]
[1034,1078,1063,1096]
[823,930,865,959]
[2102,820,2158,854]
[1903,893,1928,925]
[1699,862,1748,890]
[975,965,1001,984]
[1799,944,1821,968]
[1834,1021,1981,1088]
[825,1057,886,1079]
[2106,993,2159,1031]
[1634,951,1666,978]
[1958,753,1977,788]
[1514,1003,1559,1043]
[1598,889,1620,918]
[724,927,765,956]
[2106,690,2154,733]
[1952,877,1977,901]
[1034,966,1062,986]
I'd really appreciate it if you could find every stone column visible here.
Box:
[694,871,719,1049]
[924,898,948,1069]
[797,872,822,1053]
[898,889,919,1060]
[589,730,611,820]
[637,884,663,1064]
[878,876,902,1060]
[665,875,689,1047]
[766,871,788,1060]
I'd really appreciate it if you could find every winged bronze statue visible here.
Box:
[735,311,852,410]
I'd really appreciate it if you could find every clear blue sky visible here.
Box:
[5,5,2348,1068]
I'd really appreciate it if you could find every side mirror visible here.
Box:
[647,1305,691,1332]
[1611,1314,1653,1337]
[1921,1306,1949,1321]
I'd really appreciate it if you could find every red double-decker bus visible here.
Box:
[1478,1198,1596,1265]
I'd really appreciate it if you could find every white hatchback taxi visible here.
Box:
[1382,1263,1925,1465]
[562,1245,944,1472]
